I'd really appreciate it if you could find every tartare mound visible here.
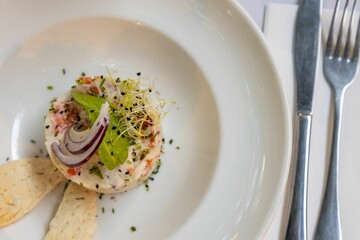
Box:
[45,75,166,193]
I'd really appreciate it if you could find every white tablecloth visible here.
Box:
[263,3,360,239]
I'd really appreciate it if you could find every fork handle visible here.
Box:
[285,114,311,240]
[315,91,343,240]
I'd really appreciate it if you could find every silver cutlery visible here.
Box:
[315,0,360,239]
[285,0,321,239]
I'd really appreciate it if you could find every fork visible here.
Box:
[315,0,360,239]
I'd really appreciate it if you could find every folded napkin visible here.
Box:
[263,4,360,239]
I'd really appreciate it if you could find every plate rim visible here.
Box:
[228,0,292,238]
[0,0,293,238]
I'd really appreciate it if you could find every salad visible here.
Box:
[45,74,172,193]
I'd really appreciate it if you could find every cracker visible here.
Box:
[0,158,65,226]
[44,182,97,240]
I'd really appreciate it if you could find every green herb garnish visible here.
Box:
[89,166,104,179]
[72,92,130,170]
[152,160,161,174]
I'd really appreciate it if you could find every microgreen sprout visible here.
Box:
[107,77,175,141]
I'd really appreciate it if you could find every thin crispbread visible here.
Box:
[44,182,97,240]
[0,158,65,227]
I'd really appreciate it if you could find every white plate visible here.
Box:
[0,1,290,239]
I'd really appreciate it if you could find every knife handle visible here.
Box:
[285,114,311,240]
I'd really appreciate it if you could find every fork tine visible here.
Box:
[327,0,341,56]
[334,0,350,58]
[353,16,360,61]
[344,0,357,59]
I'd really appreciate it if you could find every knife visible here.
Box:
[285,0,321,239]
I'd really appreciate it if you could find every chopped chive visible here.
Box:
[76,197,85,200]
[100,78,105,88]
[30,139,36,144]
[102,207,105,213]
[81,72,86,76]
[152,161,162,174]
[36,172,44,175]
[47,85,54,90]
[89,166,103,179]
[176,146,180,150]
[62,68,66,75]
[136,72,141,76]
[130,226,136,232]
[169,139,173,144]
[112,208,115,214]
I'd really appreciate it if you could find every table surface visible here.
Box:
[237,0,336,28]
[236,0,340,239]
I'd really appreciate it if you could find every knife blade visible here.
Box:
[285,0,321,239]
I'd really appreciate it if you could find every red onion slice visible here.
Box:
[52,123,108,167]
[52,102,110,167]
[68,102,110,143]
[65,118,108,154]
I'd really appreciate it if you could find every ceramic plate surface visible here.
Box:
[0,0,290,239]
